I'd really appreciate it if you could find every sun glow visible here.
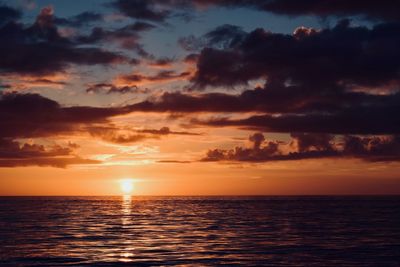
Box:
[119,179,134,195]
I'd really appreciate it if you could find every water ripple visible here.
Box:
[0,196,399,266]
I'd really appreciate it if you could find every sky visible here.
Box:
[1,0,400,195]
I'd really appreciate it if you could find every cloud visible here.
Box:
[118,70,191,84]
[76,22,155,50]
[0,5,21,24]
[191,20,400,89]
[110,0,173,22]
[157,160,192,163]
[290,133,334,152]
[0,83,12,90]
[251,0,400,22]
[0,157,99,168]
[120,20,400,136]
[202,133,400,163]
[183,53,199,63]
[342,135,400,161]
[0,92,128,139]
[0,92,200,141]
[127,90,264,113]
[195,104,400,135]
[88,126,200,144]
[4,89,397,148]
[88,126,148,144]
[0,6,129,75]
[86,83,149,94]
[0,138,99,168]
[54,11,103,27]
[127,87,400,135]
[202,132,287,162]
[0,138,72,158]
[147,57,176,67]
[0,93,202,166]
[109,1,400,24]
[179,24,246,52]
[138,126,201,136]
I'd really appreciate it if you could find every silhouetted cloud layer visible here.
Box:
[54,11,103,27]
[0,5,21,24]
[0,93,202,166]
[76,21,155,51]
[3,1,400,167]
[119,70,190,84]
[110,0,400,22]
[123,20,400,136]
[0,92,126,139]
[0,138,99,167]
[86,83,148,94]
[202,133,400,162]
[88,126,200,144]
[192,21,400,89]
[0,6,128,75]
[245,0,400,22]
[126,87,400,135]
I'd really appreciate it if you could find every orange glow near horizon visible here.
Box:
[1,158,400,196]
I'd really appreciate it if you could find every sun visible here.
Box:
[119,179,134,195]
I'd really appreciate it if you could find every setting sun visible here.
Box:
[119,179,134,195]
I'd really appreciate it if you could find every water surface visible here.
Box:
[0,196,399,266]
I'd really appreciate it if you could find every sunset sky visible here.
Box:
[1,0,400,195]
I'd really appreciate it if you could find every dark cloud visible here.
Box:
[148,57,175,66]
[0,157,99,168]
[0,138,72,159]
[183,53,199,63]
[1,92,204,166]
[122,21,400,136]
[0,5,21,24]
[157,160,192,163]
[88,126,148,144]
[54,11,103,27]
[0,138,99,168]
[128,86,399,118]
[196,103,400,135]
[202,132,285,162]
[129,21,157,31]
[127,89,299,113]
[76,22,155,50]
[119,70,190,83]
[110,0,170,22]
[138,126,201,136]
[0,83,12,90]
[19,79,68,87]
[88,126,200,144]
[254,0,400,22]
[192,21,400,89]
[179,24,246,52]
[179,35,206,52]
[0,92,200,145]
[0,92,128,139]
[0,6,128,75]
[290,133,334,152]
[110,0,400,24]
[86,83,148,94]
[342,135,400,161]
[202,132,400,163]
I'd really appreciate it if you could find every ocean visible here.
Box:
[0,196,399,266]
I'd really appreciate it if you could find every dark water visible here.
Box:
[0,196,399,266]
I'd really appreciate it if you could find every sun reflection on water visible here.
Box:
[122,195,132,213]
[120,195,134,262]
